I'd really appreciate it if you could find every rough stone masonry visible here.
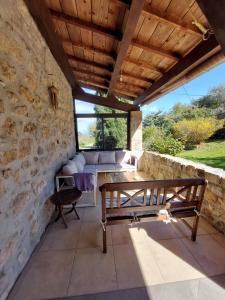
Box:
[0,1,76,299]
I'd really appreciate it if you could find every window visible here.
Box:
[75,113,129,151]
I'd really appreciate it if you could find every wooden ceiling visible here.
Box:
[25,0,225,110]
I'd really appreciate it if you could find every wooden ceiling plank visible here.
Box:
[50,9,122,41]
[68,55,113,73]
[131,39,180,61]
[63,39,116,61]
[73,90,139,111]
[142,4,202,38]
[196,0,225,57]
[24,0,82,92]
[73,68,110,81]
[134,35,219,105]
[124,57,163,75]
[108,0,145,94]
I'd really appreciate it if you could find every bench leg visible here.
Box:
[191,215,199,241]
[103,226,107,253]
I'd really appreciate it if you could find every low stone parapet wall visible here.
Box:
[139,151,225,234]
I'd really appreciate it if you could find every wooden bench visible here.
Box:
[99,177,207,253]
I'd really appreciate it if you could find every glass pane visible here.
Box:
[77,118,103,149]
[103,118,127,149]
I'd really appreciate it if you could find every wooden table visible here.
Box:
[108,171,152,184]
[50,188,82,228]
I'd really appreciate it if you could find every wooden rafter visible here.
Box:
[68,55,113,73]
[73,89,139,111]
[196,0,225,57]
[50,9,122,41]
[73,68,111,81]
[114,89,138,98]
[63,39,116,62]
[142,4,202,38]
[108,0,145,95]
[122,72,154,84]
[78,79,109,90]
[124,57,163,75]
[80,84,107,93]
[131,39,180,61]
[24,0,82,93]
[134,35,219,105]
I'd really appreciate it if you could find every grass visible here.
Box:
[177,140,225,170]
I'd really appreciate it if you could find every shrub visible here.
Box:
[143,126,184,155]
[173,117,218,148]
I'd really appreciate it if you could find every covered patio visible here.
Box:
[1,0,225,299]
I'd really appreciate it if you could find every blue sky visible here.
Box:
[75,61,225,132]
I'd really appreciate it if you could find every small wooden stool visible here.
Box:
[50,188,82,228]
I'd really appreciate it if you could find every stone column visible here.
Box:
[130,111,142,151]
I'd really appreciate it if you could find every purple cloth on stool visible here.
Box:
[73,173,94,191]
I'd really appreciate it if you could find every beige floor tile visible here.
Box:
[182,235,225,276]
[212,233,225,249]
[39,221,82,251]
[68,246,117,296]
[149,238,204,283]
[111,224,133,245]
[114,243,164,290]
[174,217,218,238]
[77,222,112,249]
[81,206,101,222]
[8,250,75,300]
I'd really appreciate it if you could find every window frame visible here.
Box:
[74,113,130,152]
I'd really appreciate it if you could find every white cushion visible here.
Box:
[96,164,116,171]
[99,151,116,164]
[82,151,99,164]
[62,160,78,175]
[72,154,85,172]
[115,150,130,163]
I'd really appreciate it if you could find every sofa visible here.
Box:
[56,150,137,207]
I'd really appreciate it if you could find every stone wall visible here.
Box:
[0,1,76,299]
[139,151,225,234]
[130,111,142,151]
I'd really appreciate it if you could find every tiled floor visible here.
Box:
[8,174,225,300]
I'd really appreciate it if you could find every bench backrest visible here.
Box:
[99,177,207,221]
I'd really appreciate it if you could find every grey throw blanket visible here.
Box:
[73,173,94,191]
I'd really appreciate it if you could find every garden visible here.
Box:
[143,84,225,169]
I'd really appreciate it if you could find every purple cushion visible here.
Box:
[99,151,116,164]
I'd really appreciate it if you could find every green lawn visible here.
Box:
[177,140,225,170]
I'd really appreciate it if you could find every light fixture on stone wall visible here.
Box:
[48,84,58,111]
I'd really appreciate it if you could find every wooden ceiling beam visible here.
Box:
[142,4,202,37]
[134,35,219,105]
[131,39,180,61]
[78,79,109,90]
[50,9,122,41]
[63,39,116,62]
[68,55,113,73]
[124,57,163,75]
[108,0,145,94]
[196,0,225,57]
[122,71,154,84]
[24,0,82,93]
[110,0,131,9]
[114,89,138,98]
[73,68,111,81]
[73,89,139,111]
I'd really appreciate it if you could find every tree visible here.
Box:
[93,92,130,149]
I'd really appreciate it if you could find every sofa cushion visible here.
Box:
[83,165,97,175]
[96,164,116,172]
[115,150,130,163]
[72,154,85,172]
[99,151,116,164]
[82,151,99,164]
[115,163,136,171]
[62,160,78,175]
